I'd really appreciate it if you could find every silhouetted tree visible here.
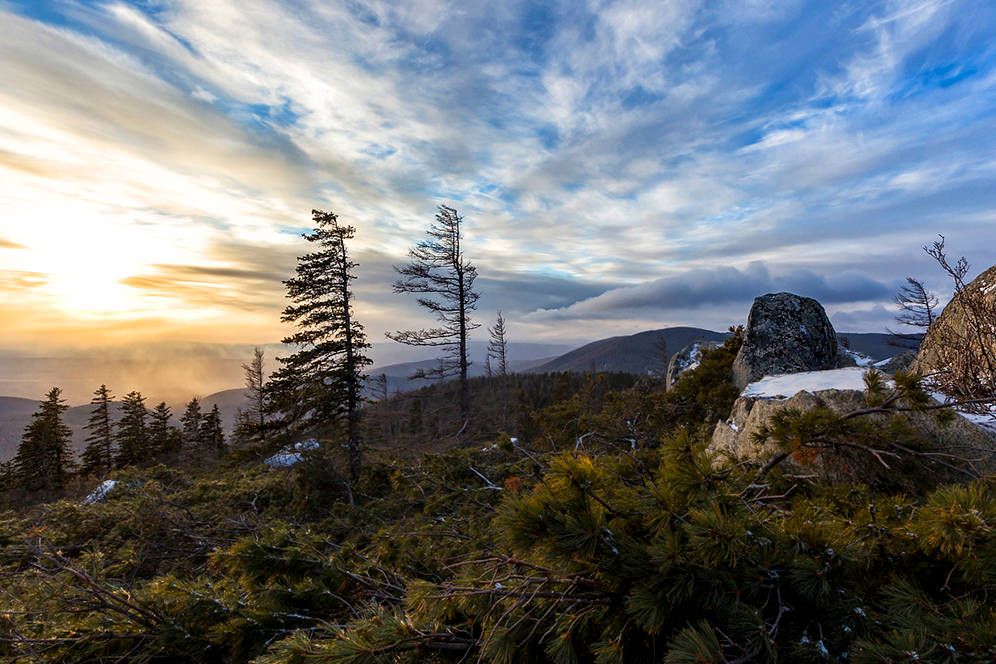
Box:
[242,347,266,430]
[81,384,115,477]
[150,401,180,456]
[267,210,371,481]
[13,387,74,492]
[114,391,149,468]
[888,276,939,348]
[199,404,226,458]
[180,397,203,451]
[488,311,510,431]
[388,205,480,437]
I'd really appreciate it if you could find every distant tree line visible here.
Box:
[3,384,226,496]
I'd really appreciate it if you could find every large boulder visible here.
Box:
[666,340,721,392]
[731,293,838,391]
[911,263,996,395]
[710,371,996,487]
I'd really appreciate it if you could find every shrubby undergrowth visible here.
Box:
[2,343,996,663]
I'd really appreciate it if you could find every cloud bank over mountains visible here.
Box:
[0,0,994,349]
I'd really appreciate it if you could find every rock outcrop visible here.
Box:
[731,293,838,391]
[879,350,916,376]
[666,340,721,392]
[911,263,996,392]
[710,381,996,486]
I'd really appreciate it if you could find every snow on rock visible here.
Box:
[265,439,320,468]
[265,453,303,468]
[742,367,879,399]
[83,480,118,504]
[731,293,837,390]
[838,348,875,367]
[929,392,996,433]
[666,340,720,391]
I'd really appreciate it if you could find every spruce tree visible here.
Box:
[268,209,371,481]
[13,387,74,492]
[180,397,203,452]
[149,401,180,456]
[242,347,266,429]
[114,391,149,468]
[388,205,480,437]
[199,404,226,458]
[487,311,510,432]
[81,384,115,477]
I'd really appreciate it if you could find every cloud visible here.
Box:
[1,0,995,350]
[0,237,26,250]
[527,262,894,321]
[829,303,896,332]
[0,270,48,289]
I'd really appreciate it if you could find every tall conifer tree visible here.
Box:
[487,311,510,432]
[388,205,480,435]
[199,404,226,457]
[13,387,74,492]
[149,401,180,456]
[268,209,371,481]
[81,384,115,477]
[180,397,203,452]
[114,391,149,468]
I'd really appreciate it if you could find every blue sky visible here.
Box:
[1,0,995,356]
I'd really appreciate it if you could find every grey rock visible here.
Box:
[880,351,916,375]
[731,293,838,391]
[666,340,721,392]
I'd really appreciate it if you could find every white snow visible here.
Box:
[83,479,118,504]
[265,453,303,468]
[928,392,996,432]
[742,368,879,399]
[841,349,875,367]
[265,440,319,468]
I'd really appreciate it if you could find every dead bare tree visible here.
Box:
[388,205,480,440]
[922,236,996,410]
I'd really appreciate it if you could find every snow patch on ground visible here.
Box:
[839,348,876,367]
[264,439,320,468]
[929,392,996,432]
[265,453,303,468]
[743,368,877,399]
[83,479,118,504]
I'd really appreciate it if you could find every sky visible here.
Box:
[1,0,995,361]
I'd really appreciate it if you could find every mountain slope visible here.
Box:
[527,327,731,375]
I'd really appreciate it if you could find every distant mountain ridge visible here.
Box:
[527,327,730,375]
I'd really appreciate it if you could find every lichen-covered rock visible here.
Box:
[710,383,996,486]
[731,293,838,391]
[911,263,996,395]
[666,340,721,392]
